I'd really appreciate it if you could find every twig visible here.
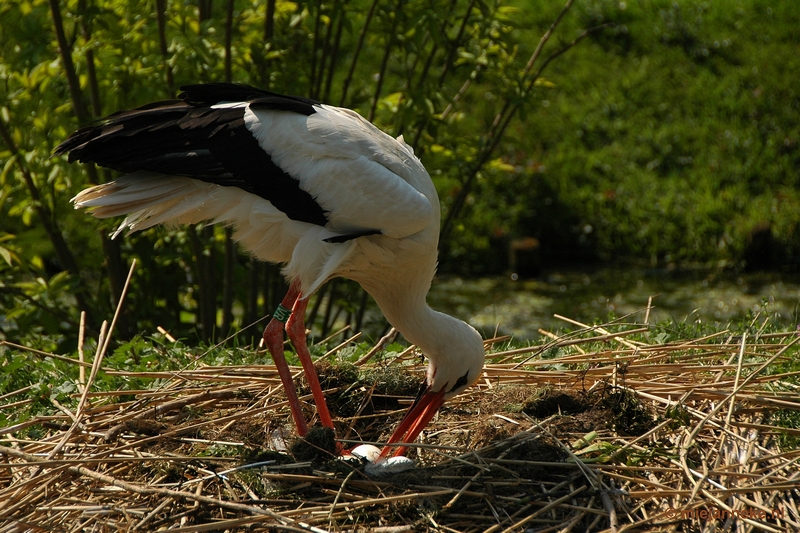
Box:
[78,311,86,389]
[355,327,398,366]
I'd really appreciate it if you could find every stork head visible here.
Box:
[426,319,485,399]
[380,317,484,458]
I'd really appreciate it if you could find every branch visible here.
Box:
[439,0,610,247]
[75,0,132,333]
[321,0,345,102]
[77,0,102,116]
[155,0,174,89]
[221,0,236,336]
[224,0,234,83]
[339,0,380,106]
[437,0,478,87]
[368,0,403,122]
[264,0,276,41]
[0,118,92,319]
[309,0,323,99]
[48,0,89,124]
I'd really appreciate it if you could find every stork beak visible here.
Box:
[379,383,446,458]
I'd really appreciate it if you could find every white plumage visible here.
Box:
[59,83,485,459]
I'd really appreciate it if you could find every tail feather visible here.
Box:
[72,173,219,237]
[73,173,199,215]
[71,172,299,263]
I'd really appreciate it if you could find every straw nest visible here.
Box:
[2,314,800,532]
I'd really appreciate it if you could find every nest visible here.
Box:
[2,318,800,532]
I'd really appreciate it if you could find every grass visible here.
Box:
[1,305,799,531]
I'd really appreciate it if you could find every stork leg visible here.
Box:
[286,296,335,430]
[262,282,309,436]
[262,280,335,437]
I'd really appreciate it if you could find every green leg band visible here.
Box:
[272,304,292,323]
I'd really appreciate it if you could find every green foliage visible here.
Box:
[0,333,192,431]
[450,0,800,272]
[2,0,567,344]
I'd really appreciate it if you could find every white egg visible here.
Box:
[365,456,415,476]
[350,444,382,462]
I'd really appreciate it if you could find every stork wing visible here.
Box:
[57,83,436,240]
[246,103,436,240]
[55,86,326,226]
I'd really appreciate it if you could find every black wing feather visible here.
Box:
[55,84,328,227]
[179,83,318,114]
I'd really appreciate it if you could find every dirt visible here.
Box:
[449,384,658,448]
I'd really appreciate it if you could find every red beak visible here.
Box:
[379,384,446,458]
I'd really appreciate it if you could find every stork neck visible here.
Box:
[366,280,453,361]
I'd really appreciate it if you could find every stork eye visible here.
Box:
[448,371,470,393]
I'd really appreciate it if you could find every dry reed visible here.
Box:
[1,315,799,532]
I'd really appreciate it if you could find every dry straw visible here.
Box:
[1,302,799,532]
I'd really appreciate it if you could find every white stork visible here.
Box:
[56,83,485,461]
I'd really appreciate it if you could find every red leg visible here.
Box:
[262,282,309,436]
[286,295,335,430]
